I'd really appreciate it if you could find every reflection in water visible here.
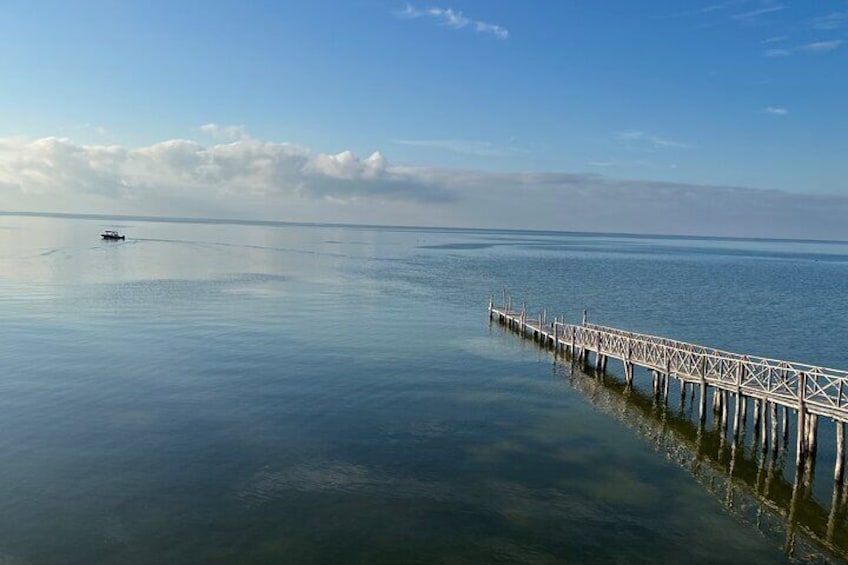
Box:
[550,357,848,563]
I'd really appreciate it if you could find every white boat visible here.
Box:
[100,230,125,240]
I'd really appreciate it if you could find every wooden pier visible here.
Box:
[489,295,848,493]
[561,356,848,561]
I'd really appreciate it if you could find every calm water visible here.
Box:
[1,214,847,564]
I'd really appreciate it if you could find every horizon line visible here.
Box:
[1,209,846,246]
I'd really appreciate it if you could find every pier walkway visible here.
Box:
[489,295,848,487]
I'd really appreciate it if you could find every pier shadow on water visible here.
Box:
[550,358,848,563]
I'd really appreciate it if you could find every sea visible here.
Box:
[1,213,847,564]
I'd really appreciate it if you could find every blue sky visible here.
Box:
[1,1,847,237]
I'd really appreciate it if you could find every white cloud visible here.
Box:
[615,130,688,150]
[763,39,844,57]
[474,21,509,40]
[764,106,788,115]
[809,12,848,31]
[0,134,452,207]
[761,35,787,44]
[732,5,786,21]
[3,131,848,239]
[660,4,729,19]
[200,123,248,141]
[397,3,509,39]
[799,40,844,54]
[763,48,791,57]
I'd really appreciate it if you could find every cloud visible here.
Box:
[0,134,453,207]
[799,40,844,54]
[615,130,688,150]
[809,12,848,31]
[658,4,728,19]
[764,106,788,115]
[732,4,786,21]
[397,3,509,39]
[3,131,848,239]
[474,21,509,40]
[762,39,844,57]
[393,138,524,157]
[199,123,248,141]
[763,48,791,57]
[761,35,787,44]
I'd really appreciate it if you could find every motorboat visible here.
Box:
[101,230,125,240]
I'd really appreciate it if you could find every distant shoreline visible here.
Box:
[1,209,846,245]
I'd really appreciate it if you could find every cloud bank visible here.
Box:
[0,134,452,204]
[1,130,848,240]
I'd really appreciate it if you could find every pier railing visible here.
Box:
[488,296,848,488]
[570,322,848,421]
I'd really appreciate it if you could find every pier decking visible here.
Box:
[489,295,848,490]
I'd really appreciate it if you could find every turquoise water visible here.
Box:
[1,214,847,563]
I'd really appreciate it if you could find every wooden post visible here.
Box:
[796,372,808,468]
[782,406,789,444]
[556,315,565,353]
[594,332,603,372]
[770,402,778,450]
[520,303,526,335]
[733,392,743,440]
[536,310,542,341]
[733,361,744,441]
[753,398,761,435]
[570,326,576,359]
[721,390,729,433]
[760,400,769,454]
[558,317,565,352]
[582,309,587,326]
[553,323,559,355]
[663,351,672,404]
[807,413,818,458]
[699,383,707,425]
[488,295,494,320]
[835,420,845,485]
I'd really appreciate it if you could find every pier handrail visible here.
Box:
[551,320,848,420]
[495,306,848,422]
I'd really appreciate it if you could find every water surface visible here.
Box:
[1,214,846,563]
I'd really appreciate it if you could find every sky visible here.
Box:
[1,0,847,238]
